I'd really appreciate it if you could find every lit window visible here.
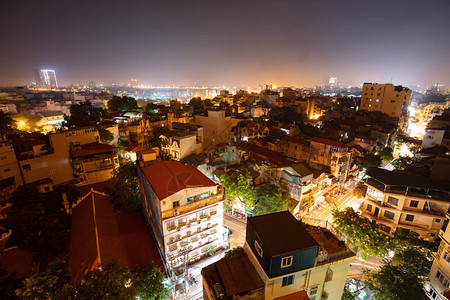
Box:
[255,240,263,257]
[281,256,293,268]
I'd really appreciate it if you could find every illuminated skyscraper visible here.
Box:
[34,69,58,89]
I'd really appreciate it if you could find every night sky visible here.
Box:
[1,0,449,88]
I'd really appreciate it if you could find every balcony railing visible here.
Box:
[162,192,223,219]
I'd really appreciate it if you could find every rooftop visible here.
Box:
[142,161,216,200]
[247,211,319,256]
[70,142,117,158]
[37,110,65,118]
[366,167,450,193]
[202,248,264,298]
[238,141,294,166]
[311,137,347,148]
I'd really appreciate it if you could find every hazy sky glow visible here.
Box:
[1,0,449,88]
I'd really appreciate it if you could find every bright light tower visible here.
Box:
[34,69,58,89]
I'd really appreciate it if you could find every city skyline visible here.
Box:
[1,0,449,88]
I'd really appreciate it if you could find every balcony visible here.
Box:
[162,191,224,219]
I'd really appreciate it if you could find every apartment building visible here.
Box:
[160,131,203,161]
[195,110,238,152]
[137,161,225,277]
[360,168,450,240]
[309,137,352,182]
[70,142,119,184]
[202,211,354,300]
[360,83,412,118]
[426,221,450,300]
[418,101,450,126]
[0,140,22,188]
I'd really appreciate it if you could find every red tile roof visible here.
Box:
[116,212,164,270]
[283,135,308,145]
[274,290,310,300]
[69,190,128,284]
[126,143,148,153]
[0,247,33,279]
[237,142,294,166]
[311,137,347,148]
[71,142,117,158]
[142,161,216,200]
[78,181,110,196]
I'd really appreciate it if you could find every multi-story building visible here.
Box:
[360,83,412,118]
[34,69,58,89]
[426,220,450,300]
[137,161,225,277]
[160,131,203,161]
[70,142,119,184]
[422,128,447,149]
[309,137,352,182]
[195,110,238,152]
[417,101,450,126]
[360,168,450,240]
[202,211,355,300]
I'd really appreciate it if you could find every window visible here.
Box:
[282,275,294,287]
[281,256,293,268]
[4,168,10,172]
[254,240,263,258]
[436,270,450,288]
[387,196,398,206]
[405,214,414,222]
[384,210,395,220]
[436,219,441,223]
[310,286,318,295]
[366,204,372,212]
[173,201,180,208]
[391,100,396,103]
[410,200,419,208]
[22,164,31,171]
[443,251,450,263]
[44,186,50,192]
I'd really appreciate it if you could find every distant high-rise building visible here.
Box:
[360,83,412,118]
[34,69,58,89]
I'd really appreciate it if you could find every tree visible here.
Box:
[189,97,203,108]
[391,156,414,170]
[107,96,138,112]
[16,260,72,300]
[0,110,13,133]
[75,261,168,299]
[352,181,367,199]
[98,127,114,144]
[332,208,390,258]
[378,147,394,162]
[301,194,315,209]
[252,184,292,216]
[0,265,19,299]
[108,163,141,213]
[5,185,71,257]
[359,152,382,169]
[220,168,257,211]
[364,261,428,300]
[64,101,108,127]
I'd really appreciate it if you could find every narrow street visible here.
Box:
[224,214,246,248]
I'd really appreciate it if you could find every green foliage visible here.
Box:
[332,207,390,258]
[364,262,428,300]
[5,185,71,257]
[132,262,169,300]
[377,147,394,162]
[107,95,138,112]
[98,127,114,144]
[301,194,315,208]
[189,97,203,108]
[0,265,19,299]
[359,152,382,169]
[0,110,13,133]
[108,163,141,213]
[16,260,72,300]
[221,168,257,210]
[341,286,355,300]
[64,101,108,127]
[391,156,415,170]
[352,181,367,199]
[252,184,292,216]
